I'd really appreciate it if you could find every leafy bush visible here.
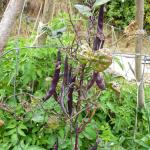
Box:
[106,0,150,31]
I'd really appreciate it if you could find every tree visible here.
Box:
[0,0,25,54]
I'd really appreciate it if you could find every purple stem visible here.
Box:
[64,55,69,86]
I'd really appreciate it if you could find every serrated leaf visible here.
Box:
[93,0,111,8]
[74,4,92,17]
[18,128,26,137]
[19,124,28,130]
[4,128,16,136]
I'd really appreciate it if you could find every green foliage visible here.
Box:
[106,0,135,29]
[1,46,150,149]
[106,0,150,31]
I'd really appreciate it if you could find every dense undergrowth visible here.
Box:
[0,42,150,149]
[0,38,150,150]
[0,6,150,150]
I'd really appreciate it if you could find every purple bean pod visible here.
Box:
[43,50,61,101]
[96,73,105,90]
[93,5,105,51]
[91,5,106,91]
[87,72,98,90]
[67,76,76,116]
[54,138,58,150]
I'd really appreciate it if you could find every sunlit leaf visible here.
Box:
[93,0,111,8]
[74,4,92,17]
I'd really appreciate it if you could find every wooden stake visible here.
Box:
[135,0,145,108]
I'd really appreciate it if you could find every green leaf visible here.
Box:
[74,4,92,17]
[47,135,56,147]
[4,128,16,136]
[25,146,46,150]
[6,123,16,129]
[106,102,115,112]
[19,124,28,130]
[0,143,11,150]
[83,126,97,140]
[18,128,26,137]
[59,139,70,149]
[32,112,45,123]
[112,145,125,150]
[134,139,150,149]
[11,134,18,145]
[93,0,111,8]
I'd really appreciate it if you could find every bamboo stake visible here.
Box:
[135,0,145,108]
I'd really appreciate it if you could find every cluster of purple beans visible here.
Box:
[43,50,105,115]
